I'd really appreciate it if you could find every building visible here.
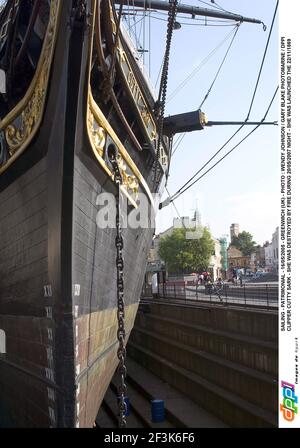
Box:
[254,245,266,268]
[209,238,222,280]
[264,227,279,273]
[265,243,273,271]
[230,223,240,242]
[227,223,252,274]
[147,209,222,280]
[227,246,251,270]
[219,237,228,271]
[227,223,259,274]
[173,209,201,231]
[272,227,279,273]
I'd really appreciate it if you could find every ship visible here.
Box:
[0,0,265,428]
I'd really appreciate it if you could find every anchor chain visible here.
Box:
[108,145,127,428]
[152,0,178,189]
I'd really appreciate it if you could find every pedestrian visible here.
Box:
[215,277,224,303]
[195,273,201,298]
[152,273,158,299]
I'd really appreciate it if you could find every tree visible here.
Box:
[158,227,214,274]
[231,231,257,256]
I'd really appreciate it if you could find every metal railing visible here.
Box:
[142,282,278,310]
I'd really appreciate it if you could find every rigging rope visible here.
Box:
[207,0,233,16]
[165,0,278,199]
[199,23,239,109]
[167,86,278,201]
[170,23,240,158]
[246,0,278,121]
[149,12,240,25]
[152,0,178,189]
[171,124,244,198]
[155,58,164,89]
[167,24,238,104]
[148,0,151,77]
[198,0,225,11]
[142,0,145,64]
[131,0,140,48]
[166,186,188,228]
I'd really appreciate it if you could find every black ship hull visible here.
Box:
[0,0,166,427]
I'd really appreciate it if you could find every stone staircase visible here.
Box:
[127,301,278,427]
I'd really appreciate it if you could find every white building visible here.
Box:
[264,227,279,273]
[265,244,273,270]
[209,238,222,281]
[230,223,240,242]
[150,209,222,279]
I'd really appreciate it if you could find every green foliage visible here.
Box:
[158,227,214,274]
[231,231,257,256]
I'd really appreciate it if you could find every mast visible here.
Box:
[114,0,265,26]
[163,110,277,135]
[206,121,277,126]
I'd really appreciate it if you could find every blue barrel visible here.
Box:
[117,396,130,416]
[151,399,165,422]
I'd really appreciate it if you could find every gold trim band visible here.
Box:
[0,0,62,174]
[87,90,155,209]
[86,1,154,209]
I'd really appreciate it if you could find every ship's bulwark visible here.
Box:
[72,157,153,427]
[0,0,158,427]
[0,154,151,427]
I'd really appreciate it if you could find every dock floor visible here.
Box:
[96,357,227,428]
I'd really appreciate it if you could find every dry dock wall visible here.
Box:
[128,302,278,428]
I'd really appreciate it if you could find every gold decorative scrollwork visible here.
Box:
[116,155,139,197]
[87,103,106,158]
[87,99,138,198]
[86,2,154,209]
[87,91,146,202]
[0,0,61,174]
[109,3,117,36]
[6,79,44,154]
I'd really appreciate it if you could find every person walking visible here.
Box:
[215,277,224,303]
[195,273,200,298]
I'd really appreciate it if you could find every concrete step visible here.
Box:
[125,357,227,428]
[144,302,277,343]
[96,387,119,428]
[96,386,145,428]
[131,326,277,413]
[135,310,277,376]
[110,376,174,428]
[128,341,277,428]
[96,403,117,428]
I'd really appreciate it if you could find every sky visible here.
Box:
[0,0,279,245]
[124,0,279,246]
